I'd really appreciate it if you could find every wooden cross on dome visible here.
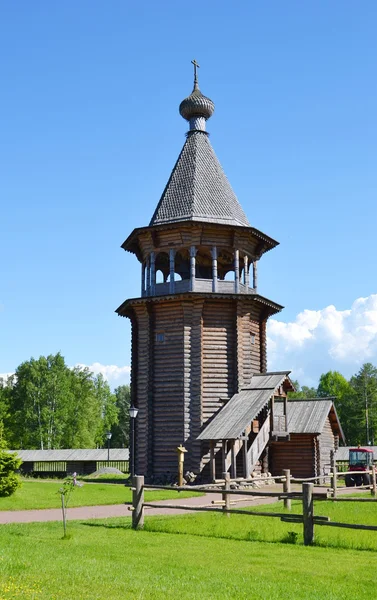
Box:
[191,59,200,85]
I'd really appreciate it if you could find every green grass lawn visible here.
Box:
[143,498,377,551]
[0,481,201,511]
[0,511,376,599]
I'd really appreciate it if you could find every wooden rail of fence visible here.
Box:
[130,467,377,545]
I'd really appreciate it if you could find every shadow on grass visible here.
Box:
[80,519,377,553]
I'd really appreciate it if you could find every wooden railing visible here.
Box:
[130,466,377,545]
[247,416,270,473]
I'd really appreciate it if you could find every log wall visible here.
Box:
[132,305,152,476]
[131,295,271,479]
[318,416,335,476]
[236,299,263,389]
[152,301,185,475]
[269,434,317,478]
[202,300,236,423]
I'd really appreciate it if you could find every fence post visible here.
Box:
[302,482,314,546]
[222,471,230,517]
[283,469,291,510]
[132,475,144,530]
[330,450,337,499]
[371,465,377,497]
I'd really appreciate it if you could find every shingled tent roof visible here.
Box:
[149,131,250,228]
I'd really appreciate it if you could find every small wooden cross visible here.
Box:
[191,59,200,82]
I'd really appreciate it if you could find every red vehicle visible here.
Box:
[345,447,374,487]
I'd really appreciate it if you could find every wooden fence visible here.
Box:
[130,467,377,546]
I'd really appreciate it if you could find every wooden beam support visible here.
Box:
[210,441,216,483]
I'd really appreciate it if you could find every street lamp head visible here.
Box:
[129,405,139,419]
[106,431,112,440]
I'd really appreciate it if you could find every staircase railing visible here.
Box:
[247,413,271,473]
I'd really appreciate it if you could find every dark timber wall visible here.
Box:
[130,295,271,479]
[269,434,317,479]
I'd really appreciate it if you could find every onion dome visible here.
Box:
[179,60,215,131]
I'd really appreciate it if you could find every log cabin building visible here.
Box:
[116,63,343,481]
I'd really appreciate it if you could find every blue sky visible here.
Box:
[1,1,376,387]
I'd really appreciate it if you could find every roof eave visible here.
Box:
[121,221,279,257]
[116,292,283,318]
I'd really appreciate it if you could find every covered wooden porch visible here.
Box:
[197,372,295,481]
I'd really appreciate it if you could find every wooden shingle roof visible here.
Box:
[149,131,250,228]
[197,372,292,441]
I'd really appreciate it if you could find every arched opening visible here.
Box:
[175,249,190,281]
[155,269,164,284]
[154,252,170,281]
[217,249,235,280]
[223,270,234,281]
[195,247,212,279]
[166,272,182,282]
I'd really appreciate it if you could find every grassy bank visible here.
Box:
[0,481,201,511]
[0,516,376,600]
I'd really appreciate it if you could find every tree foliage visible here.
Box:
[2,353,119,450]
[293,364,377,446]
[110,385,131,447]
[289,380,318,399]
[350,363,377,446]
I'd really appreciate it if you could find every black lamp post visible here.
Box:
[106,431,112,463]
[129,405,139,480]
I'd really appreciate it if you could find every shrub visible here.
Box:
[0,422,22,497]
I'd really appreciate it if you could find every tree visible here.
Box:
[350,363,377,446]
[8,353,72,449]
[93,374,119,447]
[6,354,119,450]
[317,371,356,444]
[0,422,22,497]
[289,380,318,399]
[111,385,131,447]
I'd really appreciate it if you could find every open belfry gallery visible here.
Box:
[116,62,343,483]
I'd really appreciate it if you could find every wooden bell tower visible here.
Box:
[116,64,285,480]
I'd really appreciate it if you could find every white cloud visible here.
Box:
[0,372,14,382]
[75,362,131,387]
[268,294,377,386]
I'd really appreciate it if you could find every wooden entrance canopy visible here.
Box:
[197,372,295,480]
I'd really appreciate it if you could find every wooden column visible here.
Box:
[234,249,240,293]
[283,396,288,433]
[222,472,230,517]
[244,255,249,287]
[302,482,314,545]
[243,438,250,479]
[222,440,228,474]
[150,252,156,296]
[283,469,291,510]
[141,262,146,297]
[253,260,258,291]
[132,475,144,530]
[270,395,275,434]
[146,256,151,296]
[169,249,175,294]
[210,441,216,482]
[330,450,337,499]
[190,246,196,291]
[230,440,237,479]
[211,246,218,292]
